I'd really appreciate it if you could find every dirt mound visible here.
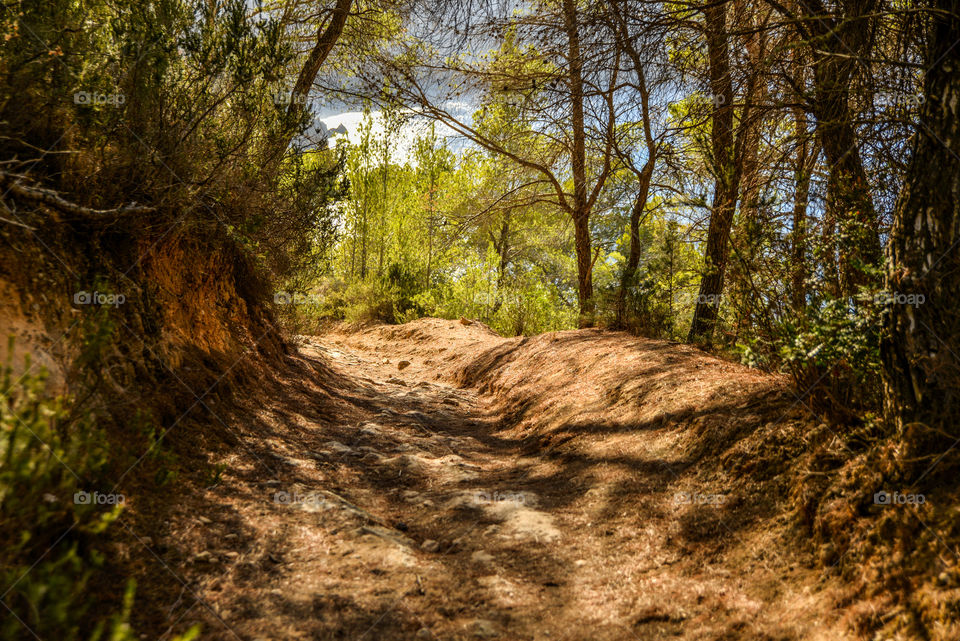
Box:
[0,223,284,397]
[229,320,853,640]
[335,318,806,484]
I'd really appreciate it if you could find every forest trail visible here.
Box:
[147,320,859,641]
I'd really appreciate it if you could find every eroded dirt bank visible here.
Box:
[135,319,864,640]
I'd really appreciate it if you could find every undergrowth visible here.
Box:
[0,339,199,641]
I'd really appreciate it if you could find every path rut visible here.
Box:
[150,330,853,641]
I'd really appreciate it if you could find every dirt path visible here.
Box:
[145,322,857,641]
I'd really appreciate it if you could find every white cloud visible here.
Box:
[316,110,469,164]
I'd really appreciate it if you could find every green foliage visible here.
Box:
[0,345,197,641]
[770,292,884,418]
[0,0,345,286]
[279,95,586,336]
[603,215,702,339]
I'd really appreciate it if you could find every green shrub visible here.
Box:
[0,345,197,641]
[756,291,885,421]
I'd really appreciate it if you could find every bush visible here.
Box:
[0,345,198,641]
[740,290,885,422]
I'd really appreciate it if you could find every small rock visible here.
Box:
[386,377,407,386]
[397,360,411,370]
[359,424,383,437]
[421,539,440,553]
[471,550,494,564]
[324,440,353,454]
[415,629,434,640]
[467,619,499,638]
[819,543,837,564]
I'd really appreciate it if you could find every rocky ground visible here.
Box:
[128,319,866,640]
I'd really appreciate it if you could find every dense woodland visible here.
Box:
[0,0,958,638]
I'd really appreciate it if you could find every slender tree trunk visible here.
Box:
[881,0,960,466]
[610,11,658,330]
[813,80,882,295]
[262,0,352,179]
[616,161,654,326]
[360,178,368,279]
[425,174,435,288]
[490,214,511,316]
[728,10,767,339]
[791,105,814,313]
[572,211,593,323]
[497,215,511,285]
[688,0,740,343]
[801,0,882,296]
[350,216,356,277]
[563,0,594,326]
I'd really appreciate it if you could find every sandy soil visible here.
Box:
[128,319,864,640]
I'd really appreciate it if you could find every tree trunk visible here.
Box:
[727,7,767,340]
[881,0,960,467]
[490,214,511,316]
[425,173,436,288]
[801,0,882,296]
[615,161,654,327]
[360,178,368,279]
[262,0,352,179]
[813,80,882,295]
[609,0,658,330]
[688,0,740,343]
[791,105,814,313]
[573,209,594,323]
[563,0,594,326]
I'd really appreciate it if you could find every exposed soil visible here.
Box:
[128,318,868,640]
